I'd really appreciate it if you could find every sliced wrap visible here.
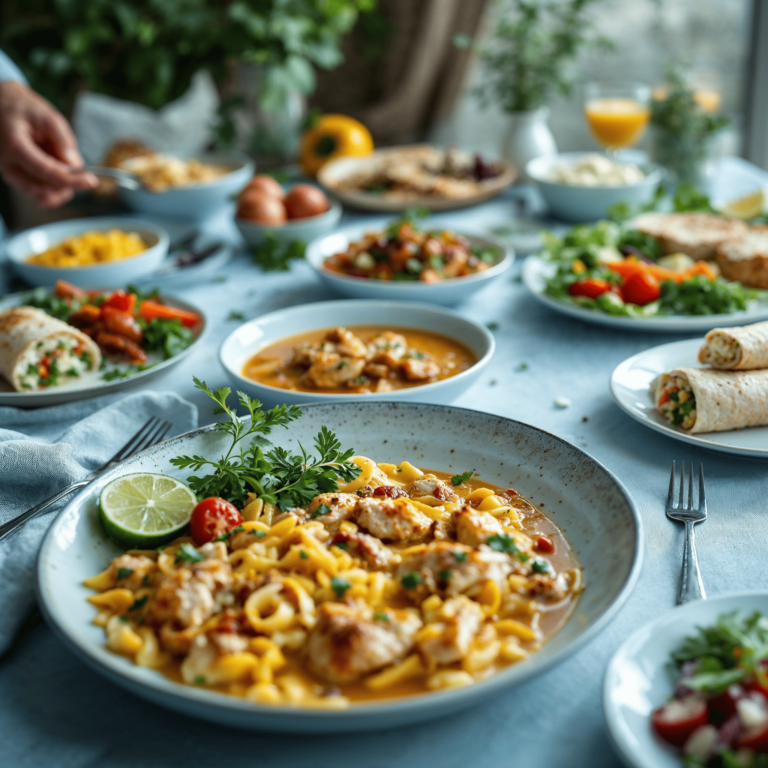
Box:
[654,366,768,433]
[0,306,101,392]
[698,321,768,370]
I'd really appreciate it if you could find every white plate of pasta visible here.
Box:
[37,398,642,732]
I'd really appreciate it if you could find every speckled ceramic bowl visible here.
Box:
[37,403,643,733]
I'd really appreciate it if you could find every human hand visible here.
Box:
[0,81,97,208]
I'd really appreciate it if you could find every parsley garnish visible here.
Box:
[486,321,499,331]
[128,596,147,611]
[227,311,245,322]
[251,530,267,538]
[309,503,331,519]
[175,543,205,564]
[486,534,530,562]
[331,577,351,598]
[337,360,348,369]
[401,572,422,589]
[116,567,133,580]
[252,232,306,272]
[300,550,309,560]
[333,541,348,550]
[142,575,150,586]
[451,471,474,486]
[194,676,206,685]
[532,560,551,574]
[374,612,390,621]
[169,379,360,509]
[438,569,452,581]
[452,551,468,562]
[216,524,245,542]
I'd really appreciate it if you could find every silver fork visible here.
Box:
[666,461,708,605]
[0,416,173,543]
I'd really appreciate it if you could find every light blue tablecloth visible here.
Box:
[2,157,768,768]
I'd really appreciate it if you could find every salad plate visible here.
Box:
[37,401,642,732]
[524,257,768,333]
[0,288,208,407]
[610,338,768,457]
[603,592,768,768]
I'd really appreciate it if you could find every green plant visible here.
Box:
[455,0,612,113]
[1,0,374,113]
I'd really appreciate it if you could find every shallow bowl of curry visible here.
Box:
[37,401,642,732]
[306,224,513,306]
[218,300,495,407]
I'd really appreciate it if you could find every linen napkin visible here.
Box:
[0,391,197,654]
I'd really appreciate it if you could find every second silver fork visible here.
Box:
[666,461,708,605]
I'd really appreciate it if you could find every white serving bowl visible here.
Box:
[219,299,494,407]
[119,152,254,219]
[526,152,664,222]
[305,223,512,306]
[5,217,169,289]
[38,401,642,732]
[236,199,343,248]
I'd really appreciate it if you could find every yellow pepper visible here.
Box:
[300,114,373,177]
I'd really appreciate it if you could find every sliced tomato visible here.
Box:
[139,300,199,328]
[102,289,137,313]
[710,685,745,725]
[54,279,87,299]
[651,696,709,747]
[534,535,555,554]
[190,497,242,545]
[621,272,661,306]
[568,278,615,300]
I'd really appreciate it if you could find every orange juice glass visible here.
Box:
[584,84,651,153]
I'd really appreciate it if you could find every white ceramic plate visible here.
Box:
[611,338,768,457]
[4,217,169,289]
[219,299,495,407]
[235,200,343,248]
[523,257,768,333]
[603,592,768,768]
[306,224,513,306]
[0,291,208,407]
[37,402,643,732]
[317,145,517,212]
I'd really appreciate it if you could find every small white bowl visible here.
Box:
[603,592,768,768]
[119,152,254,219]
[219,299,495,407]
[236,199,343,248]
[305,224,512,306]
[527,152,664,222]
[5,217,169,289]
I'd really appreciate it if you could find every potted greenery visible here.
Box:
[650,65,729,188]
[1,0,373,163]
[456,0,612,178]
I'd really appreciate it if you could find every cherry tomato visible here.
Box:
[738,713,768,752]
[709,685,745,725]
[103,289,137,313]
[621,272,661,306]
[651,696,709,747]
[190,497,242,545]
[534,535,555,554]
[568,278,615,300]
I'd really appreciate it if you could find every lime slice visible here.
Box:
[719,189,765,220]
[99,472,196,548]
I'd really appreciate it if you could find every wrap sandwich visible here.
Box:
[698,321,768,370]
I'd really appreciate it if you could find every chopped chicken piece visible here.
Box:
[325,327,369,358]
[180,630,250,685]
[305,600,422,683]
[304,493,360,531]
[375,378,394,393]
[526,571,569,602]
[331,528,394,569]
[454,508,505,548]
[430,517,455,541]
[418,596,484,666]
[364,363,390,379]
[109,554,155,592]
[397,542,513,600]
[368,332,408,367]
[401,357,441,381]
[409,474,458,503]
[305,352,366,388]
[147,559,233,628]
[199,541,228,560]
[354,497,433,543]
[228,528,261,551]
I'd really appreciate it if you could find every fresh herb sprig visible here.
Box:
[170,378,360,509]
[253,233,306,272]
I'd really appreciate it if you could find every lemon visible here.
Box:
[99,472,196,548]
[719,189,765,220]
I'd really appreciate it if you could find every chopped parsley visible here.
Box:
[486,534,530,562]
[451,471,474,486]
[227,311,245,322]
[194,675,206,685]
[250,529,267,538]
[438,569,452,581]
[401,572,422,589]
[452,551,468,562]
[142,574,150,586]
[331,576,351,598]
[128,596,147,611]
[486,321,499,331]
[216,524,245,542]
[374,612,390,622]
[300,550,309,560]
[337,360,349,369]
[175,543,205,564]
[516,363,529,372]
[309,503,331,519]
[333,541,348,550]
[532,560,551,574]
[116,567,134,580]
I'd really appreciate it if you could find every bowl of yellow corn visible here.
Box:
[5,217,169,288]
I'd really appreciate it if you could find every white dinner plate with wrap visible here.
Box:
[611,339,768,457]
[523,257,768,333]
[0,291,208,407]
[37,402,642,732]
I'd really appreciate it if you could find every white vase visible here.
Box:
[502,107,558,181]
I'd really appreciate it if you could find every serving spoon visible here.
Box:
[75,165,151,192]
